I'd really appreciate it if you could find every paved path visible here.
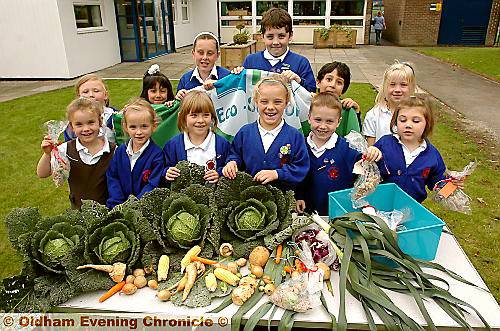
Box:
[1,45,498,140]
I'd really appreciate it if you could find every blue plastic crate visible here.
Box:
[328,183,445,261]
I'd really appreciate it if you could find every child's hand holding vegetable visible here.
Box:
[203,169,219,183]
[254,169,278,184]
[364,146,382,162]
[296,200,306,214]
[222,161,238,179]
[165,166,181,181]
[41,135,56,155]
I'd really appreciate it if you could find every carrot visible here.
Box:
[283,266,293,274]
[99,281,125,303]
[191,255,218,265]
[275,244,283,264]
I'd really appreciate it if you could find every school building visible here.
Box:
[0,0,375,79]
[382,0,499,46]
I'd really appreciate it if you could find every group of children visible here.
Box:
[37,8,455,215]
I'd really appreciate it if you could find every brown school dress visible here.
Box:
[66,139,115,209]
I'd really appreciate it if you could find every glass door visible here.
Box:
[114,0,173,61]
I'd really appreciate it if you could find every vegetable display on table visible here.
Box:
[0,160,492,331]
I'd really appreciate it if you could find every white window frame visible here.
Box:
[172,0,177,24]
[73,0,108,33]
[181,0,190,23]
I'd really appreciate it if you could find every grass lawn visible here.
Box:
[415,47,500,82]
[0,81,498,304]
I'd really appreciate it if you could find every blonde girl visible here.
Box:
[176,32,231,100]
[163,90,230,183]
[222,75,309,191]
[37,97,115,209]
[64,74,117,142]
[363,61,416,145]
[106,98,165,209]
[374,94,458,202]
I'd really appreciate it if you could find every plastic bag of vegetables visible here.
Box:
[269,251,323,312]
[346,131,381,208]
[45,120,70,187]
[293,224,337,267]
[432,161,476,214]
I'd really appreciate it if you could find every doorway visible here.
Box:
[438,0,493,45]
[114,0,175,61]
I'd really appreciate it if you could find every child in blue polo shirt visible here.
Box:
[296,92,381,215]
[233,8,316,92]
[176,32,231,100]
[164,90,230,183]
[106,98,165,209]
[222,75,309,191]
[374,94,461,203]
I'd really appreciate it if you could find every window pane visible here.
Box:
[330,19,363,26]
[331,0,364,16]
[293,19,324,26]
[221,1,252,16]
[293,1,326,16]
[182,6,188,20]
[74,5,103,28]
[256,1,288,15]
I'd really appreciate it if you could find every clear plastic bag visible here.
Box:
[433,161,476,214]
[45,120,70,187]
[362,206,412,231]
[346,131,381,208]
[293,224,337,267]
[269,241,323,312]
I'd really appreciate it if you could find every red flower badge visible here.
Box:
[206,159,216,171]
[328,166,339,180]
[142,169,152,183]
[421,167,431,179]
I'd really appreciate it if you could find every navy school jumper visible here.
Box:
[242,51,316,92]
[227,121,309,192]
[106,140,165,209]
[296,137,361,216]
[162,133,230,176]
[177,66,231,92]
[374,135,446,203]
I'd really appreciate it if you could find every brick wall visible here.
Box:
[381,0,405,43]
[364,0,373,44]
[383,0,442,46]
[485,0,500,46]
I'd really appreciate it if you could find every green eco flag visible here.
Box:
[336,107,361,137]
[113,101,181,147]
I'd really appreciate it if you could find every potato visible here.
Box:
[133,268,145,277]
[156,289,171,301]
[248,246,270,267]
[134,275,147,288]
[148,279,159,289]
[250,265,264,278]
[121,283,137,295]
[125,275,135,284]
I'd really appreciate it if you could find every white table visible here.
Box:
[58,231,500,330]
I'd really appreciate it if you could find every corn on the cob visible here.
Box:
[205,272,217,292]
[214,267,240,286]
[157,255,170,281]
[181,246,202,273]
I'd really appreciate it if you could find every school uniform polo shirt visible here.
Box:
[394,134,427,167]
[184,132,216,167]
[257,119,285,153]
[306,132,338,158]
[126,139,150,170]
[263,48,289,67]
[362,104,394,142]
[59,136,111,165]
